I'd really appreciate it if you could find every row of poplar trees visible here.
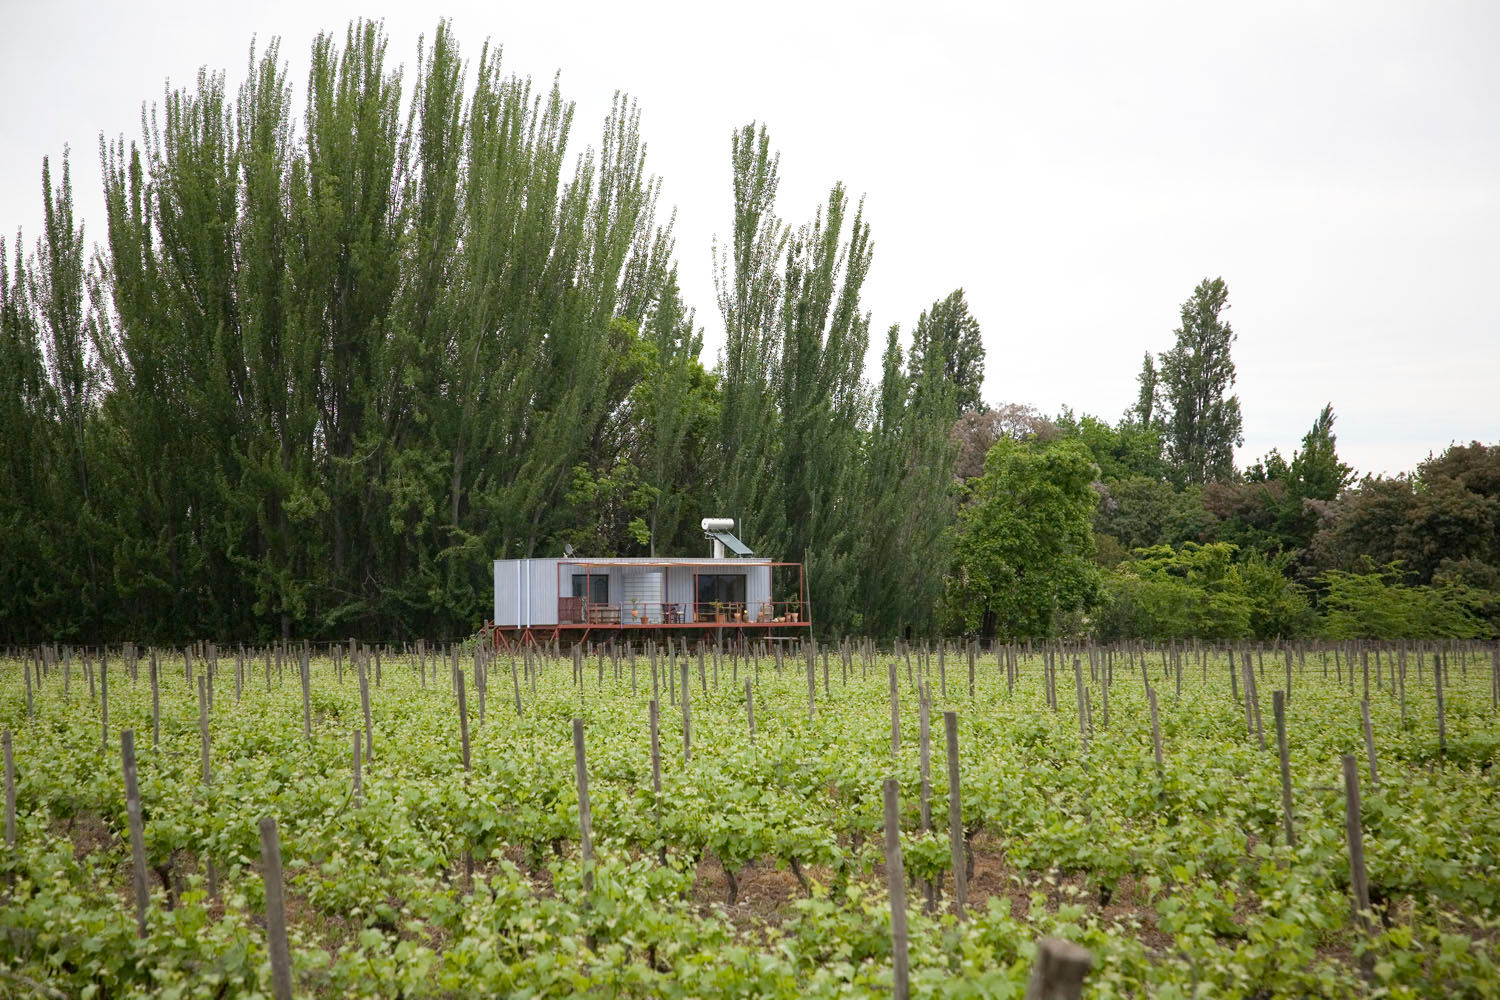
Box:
[0,21,983,643]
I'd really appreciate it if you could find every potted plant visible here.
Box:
[712,601,727,623]
[631,598,642,623]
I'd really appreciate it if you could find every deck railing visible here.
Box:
[556,599,806,626]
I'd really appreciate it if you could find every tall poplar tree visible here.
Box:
[1158,277,1243,485]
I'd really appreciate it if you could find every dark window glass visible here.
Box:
[696,574,746,605]
[571,574,609,604]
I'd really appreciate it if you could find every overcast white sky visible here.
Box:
[2,0,1496,477]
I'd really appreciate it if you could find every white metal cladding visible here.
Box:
[494,559,518,626]
[622,568,665,623]
[527,559,561,625]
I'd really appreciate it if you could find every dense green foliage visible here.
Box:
[2,640,1497,997]
[944,438,1099,638]
[1,20,1496,644]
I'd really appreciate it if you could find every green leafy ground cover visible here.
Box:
[1,644,1497,998]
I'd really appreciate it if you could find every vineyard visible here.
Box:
[1,639,1498,998]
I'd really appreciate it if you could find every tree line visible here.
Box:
[1,21,1495,643]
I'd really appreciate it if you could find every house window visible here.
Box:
[696,573,746,606]
[571,573,609,605]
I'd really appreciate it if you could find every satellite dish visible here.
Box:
[563,543,575,558]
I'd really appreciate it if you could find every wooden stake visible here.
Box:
[745,680,755,744]
[889,656,901,756]
[457,670,473,886]
[1147,687,1164,780]
[352,729,362,807]
[1073,658,1088,753]
[882,777,910,1000]
[258,816,295,1000]
[1361,700,1379,788]
[1273,691,1295,847]
[1435,650,1447,756]
[1024,937,1093,1000]
[122,730,150,938]
[99,654,108,750]
[573,718,594,893]
[359,658,374,761]
[3,730,14,852]
[648,699,662,803]
[682,663,692,762]
[944,710,967,919]
[299,652,312,742]
[1342,755,1371,934]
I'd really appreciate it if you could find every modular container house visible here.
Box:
[488,556,810,647]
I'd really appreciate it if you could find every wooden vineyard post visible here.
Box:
[3,730,14,855]
[682,663,692,763]
[197,675,218,898]
[1492,646,1499,713]
[1100,666,1110,729]
[889,656,901,757]
[121,730,151,937]
[1435,651,1447,757]
[150,656,160,749]
[1273,691,1296,847]
[1073,658,1088,754]
[918,686,932,830]
[457,670,473,887]
[1245,653,1266,751]
[352,730,363,807]
[1025,937,1093,1000]
[300,651,312,742]
[745,681,755,744]
[1399,648,1408,728]
[918,684,935,911]
[1147,687,1164,781]
[359,658,374,761]
[882,777,911,1000]
[511,655,523,717]
[476,655,486,727]
[944,710,967,919]
[1342,755,1372,935]
[648,699,662,832]
[806,651,817,720]
[573,718,595,893]
[1361,700,1379,788]
[258,816,295,1000]
[23,656,33,720]
[100,654,108,750]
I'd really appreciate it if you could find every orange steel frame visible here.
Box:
[487,560,811,650]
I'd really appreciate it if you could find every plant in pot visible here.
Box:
[712,601,726,623]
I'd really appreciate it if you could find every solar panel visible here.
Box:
[709,530,753,556]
